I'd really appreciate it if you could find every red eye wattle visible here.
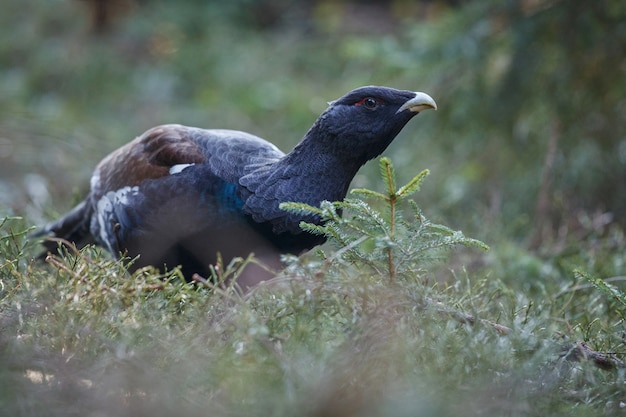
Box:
[355,97,381,109]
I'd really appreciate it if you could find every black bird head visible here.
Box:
[303,86,437,166]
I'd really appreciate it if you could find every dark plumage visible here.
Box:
[34,86,436,289]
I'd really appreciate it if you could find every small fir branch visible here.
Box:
[397,169,430,198]
[281,157,488,282]
[342,199,390,235]
[297,221,327,236]
[350,188,388,201]
[279,201,326,217]
[379,157,397,198]
[575,269,626,307]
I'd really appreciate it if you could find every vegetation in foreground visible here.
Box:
[2,160,626,416]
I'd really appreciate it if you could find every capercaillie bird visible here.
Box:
[34,86,436,289]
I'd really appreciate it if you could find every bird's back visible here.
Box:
[38,124,301,278]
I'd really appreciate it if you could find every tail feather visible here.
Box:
[31,199,94,258]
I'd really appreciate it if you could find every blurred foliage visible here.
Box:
[1,0,624,251]
[1,1,626,412]
[398,0,626,245]
[1,205,626,416]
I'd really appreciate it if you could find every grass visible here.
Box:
[2,166,626,416]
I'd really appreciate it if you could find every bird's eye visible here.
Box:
[356,97,381,110]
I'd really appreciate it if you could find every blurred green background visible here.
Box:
[1,0,625,254]
[1,2,626,414]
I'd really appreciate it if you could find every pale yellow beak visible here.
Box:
[396,92,437,114]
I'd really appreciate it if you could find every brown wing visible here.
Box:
[141,124,208,167]
[91,124,207,201]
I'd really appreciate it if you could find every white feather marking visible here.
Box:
[90,173,100,192]
[169,163,195,175]
[96,186,139,253]
[96,197,113,253]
